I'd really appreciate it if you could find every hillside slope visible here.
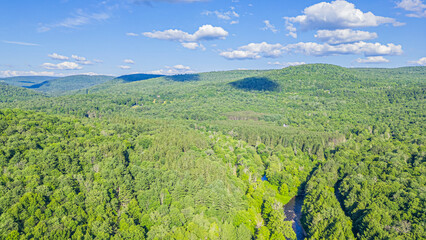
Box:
[0,82,46,102]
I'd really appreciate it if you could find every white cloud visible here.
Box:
[287,32,297,39]
[220,50,260,60]
[124,59,135,64]
[192,25,228,41]
[71,55,86,61]
[315,29,378,44]
[42,61,82,70]
[284,41,403,56]
[148,64,194,75]
[78,61,93,65]
[221,41,403,60]
[38,9,110,32]
[71,55,93,65]
[172,64,191,70]
[47,53,96,65]
[262,20,278,33]
[119,65,131,69]
[144,29,191,41]
[181,42,205,50]
[3,40,39,46]
[48,53,69,60]
[285,0,403,34]
[80,72,105,76]
[0,70,57,77]
[202,9,239,22]
[143,24,228,42]
[220,42,284,60]
[126,32,139,36]
[397,0,426,17]
[268,61,306,67]
[408,57,426,65]
[355,56,390,63]
[285,20,297,38]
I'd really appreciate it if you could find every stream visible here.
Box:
[284,195,306,240]
[262,175,306,240]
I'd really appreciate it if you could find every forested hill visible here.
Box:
[24,75,115,96]
[0,64,424,239]
[0,82,46,103]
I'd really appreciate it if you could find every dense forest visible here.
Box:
[0,64,424,239]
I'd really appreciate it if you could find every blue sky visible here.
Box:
[1,0,425,77]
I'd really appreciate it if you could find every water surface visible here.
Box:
[284,195,306,240]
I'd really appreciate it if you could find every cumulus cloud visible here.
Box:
[355,56,390,63]
[268,61,306,67]
[148,64,194,75]
[38,9,110,32]
[262,20,278,33]
[3,40,39,46]
[42,61,82,70]
[143,24,228,42]
[397,0,426,17]
[124,59,135,64]
[181,42,205,50]
[285,0,403,34]
[0,70,57,77]
[315,29,378,44]
[220,42,284,60]
[408,57,426,65]
[126,32,139,36]
[119,65,131,69]
[48,53,69,60]
[284,41,403,56]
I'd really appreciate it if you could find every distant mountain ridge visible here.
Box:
[2,65,425,98]
[24,75,115,96]
[0,76,58,87]
[0,73,166,96]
